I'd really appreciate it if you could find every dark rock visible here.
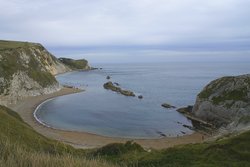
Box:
[106,76,111,80]
[177,106,193,114]
[161,103,176,109]
[114,82,120,86]
[181,131,186,134]
[103,82,135,97]
[183,124,195,130]
[138,95,143,99]
[120,90,135,97]
[156,131,166,137]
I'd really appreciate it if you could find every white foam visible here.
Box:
[33,98,55,128]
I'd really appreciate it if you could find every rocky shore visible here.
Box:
[174,74,250,135]
[176,106,215,133]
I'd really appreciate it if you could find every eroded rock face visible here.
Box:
[0,41,70,106]
[192,74,250,128]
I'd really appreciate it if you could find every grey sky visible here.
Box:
[0,0,250,63]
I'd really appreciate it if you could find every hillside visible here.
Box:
[0,40,93,107]
[0,105,118,167]
[1,105,250,166]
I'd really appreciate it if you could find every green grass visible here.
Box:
[198,76,249,106]
[0,105,120,167]
[212,88,248,105]
[95,132,250,167]
[0,40,37,50]
[0,105,81,154]
[198,76,234,99]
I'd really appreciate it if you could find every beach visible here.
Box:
[9,86,209,150]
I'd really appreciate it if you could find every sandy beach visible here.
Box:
[10,87,209,150]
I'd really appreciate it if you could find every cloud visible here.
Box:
[0,0,249,52]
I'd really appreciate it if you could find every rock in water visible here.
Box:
[106,76,111,80]
[138,95,143,99]
[103,81,135,97]
[161,103,176,109]
[192,74,250,128]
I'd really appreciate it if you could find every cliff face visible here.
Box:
[193,74,250,128]
[0,40,71,106]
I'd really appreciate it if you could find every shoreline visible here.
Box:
[10,87,210,150]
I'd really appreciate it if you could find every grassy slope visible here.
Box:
[96,132,250,167]
[1,105,250,167]
[0,105,118,167]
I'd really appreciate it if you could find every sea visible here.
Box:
[35,62,250,139]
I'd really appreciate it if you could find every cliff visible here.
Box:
[192,74,250,129]
[0,40,71,106]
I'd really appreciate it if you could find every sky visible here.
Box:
[0,0,250,63]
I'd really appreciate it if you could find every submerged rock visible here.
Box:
[106,76,111,80]
[161,103,176,109]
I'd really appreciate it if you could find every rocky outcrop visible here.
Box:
[0,40,71,106]
[192,74,250,128]
[103,81,135,97]
[58,58,91,70]
[161,103,176,109]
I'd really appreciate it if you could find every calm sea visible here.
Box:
[35,62,250,139]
